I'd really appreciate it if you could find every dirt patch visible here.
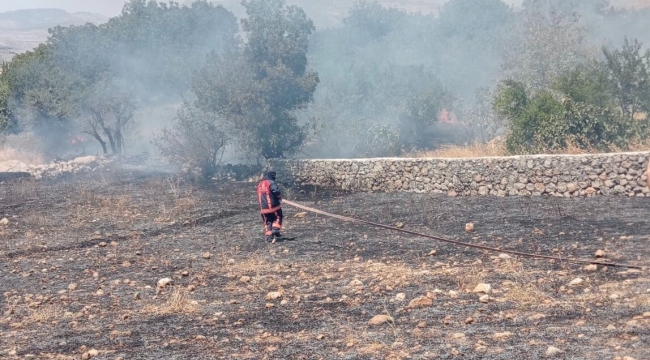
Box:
[1,172,649,359]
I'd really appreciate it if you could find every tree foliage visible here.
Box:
[43,0,238,100]
[496,39,650,155]
[0,75,11,132]
[0,44,85,149]
[0,0,238,157]
[602,38,650,119]
[502,0,594,91]
[193,0,319,160]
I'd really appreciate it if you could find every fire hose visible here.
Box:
[282,199,645,270]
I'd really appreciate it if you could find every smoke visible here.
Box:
[1,0,649,165]
[296,0,650,158]
[1,0,239,161]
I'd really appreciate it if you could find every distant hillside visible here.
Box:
[0,8,107,30]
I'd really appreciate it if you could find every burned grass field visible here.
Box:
[1,172,650,360]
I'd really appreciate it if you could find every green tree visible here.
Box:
[48,23,110,84]
[561,98,634,150]
[495,66,644,155]
[502,0,594,90]
[552,62,612,106]
[0,0,240,159]
[193,0,319,160]
[1,44,85,132]
[47,0,239,99]
[495,81,564,153]
[602,37,650,119]
[0,74,12,132]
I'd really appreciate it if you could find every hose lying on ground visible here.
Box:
[283,199,645,270]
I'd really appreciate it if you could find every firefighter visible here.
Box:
[257,170,283,243]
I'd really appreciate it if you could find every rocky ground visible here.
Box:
[1,171,649,359]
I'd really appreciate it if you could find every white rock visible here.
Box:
[395,293,406,301]
[73,156,98,166]
[157,278,173,289]
[498,253,512,260]
[0,218,9,225]
[479,295,490,303]
[546,346,563,356]
[265,291,283,300]
[473,283,492,294]
[368,314,394,326]
[584,264,598,271]
[349,279,363,286]
[569,278,584,286]
[493,331,512,340]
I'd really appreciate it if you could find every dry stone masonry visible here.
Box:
[270,152,650,197]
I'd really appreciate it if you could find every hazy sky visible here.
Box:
[0,0,127,15]
[0,0,641,18]
[0,0,526,17]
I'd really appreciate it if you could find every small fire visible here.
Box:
[439,109,458,124]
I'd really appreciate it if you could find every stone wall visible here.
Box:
[211,164,263,182]
[270,152,650,197]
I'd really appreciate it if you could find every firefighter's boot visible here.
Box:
[264,227,275,243]
[272,220,282,238]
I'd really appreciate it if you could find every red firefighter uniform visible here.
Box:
[257,171,283,242]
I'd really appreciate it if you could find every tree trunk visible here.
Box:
[115,130,123,155]
[86,130,108,155]
[104,129,117,154]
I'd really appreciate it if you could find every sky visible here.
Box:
[0,0,642,19]
[0,0,526,17]
[0,0,128,15]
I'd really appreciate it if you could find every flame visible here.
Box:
[438,109,458,124]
